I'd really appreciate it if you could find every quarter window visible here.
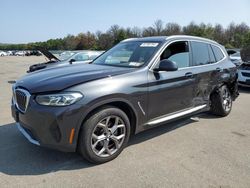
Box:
[191,42,210,66]
[160,41,190,68]
[211,45,225,61]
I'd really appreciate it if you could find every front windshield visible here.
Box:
[93,41,162,67]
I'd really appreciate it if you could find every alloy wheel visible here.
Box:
[222,88,232,112]
[91,116,126,158]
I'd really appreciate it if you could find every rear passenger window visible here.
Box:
[160,41,190,68]
[191,42,210,66]
[211,45,225,61]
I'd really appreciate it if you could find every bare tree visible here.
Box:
[163,23,182,35]
[153,19,164,35]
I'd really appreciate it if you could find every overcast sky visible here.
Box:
[1,0,250,43]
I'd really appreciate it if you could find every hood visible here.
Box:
[15,64,134,93]
[38,48,60,61]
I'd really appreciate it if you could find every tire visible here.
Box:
[78,106,131,164]
[210,85,232,117]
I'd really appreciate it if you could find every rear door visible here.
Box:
[189,41,219,106]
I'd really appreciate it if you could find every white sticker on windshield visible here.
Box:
[140,43,159,47]
[129,62,142,66]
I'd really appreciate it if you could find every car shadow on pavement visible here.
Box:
[0,123,93,176]
[0,115,208,176]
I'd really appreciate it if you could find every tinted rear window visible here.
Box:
[191,42,210,66]
[211,45,225,61]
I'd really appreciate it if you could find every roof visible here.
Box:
[122,35,219,45]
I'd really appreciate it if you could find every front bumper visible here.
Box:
[11,99,84,152]
[17,123,40,146]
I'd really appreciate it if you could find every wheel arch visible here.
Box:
[76,98,138,147]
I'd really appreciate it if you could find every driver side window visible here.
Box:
[160,41,190,69]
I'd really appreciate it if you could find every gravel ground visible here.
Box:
[0,56,250,188]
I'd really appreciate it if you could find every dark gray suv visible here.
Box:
[11,35,238,164]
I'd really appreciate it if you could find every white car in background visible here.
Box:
[227,49,250,87]
[6,51,14,56]
[28,49,104,72]
[15,51,26,56]
[227,49,242,67]
[229,52,242,67]
[238,62,250,87]
[0,51,7,56]
[59,51,75,60]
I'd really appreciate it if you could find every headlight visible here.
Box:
[36,92,83,106]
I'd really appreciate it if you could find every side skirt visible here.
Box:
[147,104,207,126]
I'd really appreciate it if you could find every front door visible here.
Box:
[147,41,196,121]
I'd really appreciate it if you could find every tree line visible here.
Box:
[1,20,250,51]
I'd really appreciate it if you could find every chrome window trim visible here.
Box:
[13,88,31,113]
[148,38,227,72]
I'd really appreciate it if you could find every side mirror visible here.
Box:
[87,60,93,64]
[69,59,76,64]
[154,59,178,72]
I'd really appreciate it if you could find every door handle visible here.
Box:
[185,72,193,78]
[216,67,223,72]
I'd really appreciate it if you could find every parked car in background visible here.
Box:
[227,49,242,67]
[227,49,240,56]
[12,36,238,164]
[227,48,250,87]
[15,51,26,56]
[59,51,75,60]
[229,52,242,67]
[25,50,42,56]
[68,50,104,63]
[6,51,14,56]
[28,49,104,72]
[0,51,7,56]
[238,62,250,87]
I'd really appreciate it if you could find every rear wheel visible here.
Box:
[210,85,232,117]
[78,107,130,164]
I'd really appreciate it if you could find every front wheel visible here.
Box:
[78,107,130,164]
[210,85,232,117]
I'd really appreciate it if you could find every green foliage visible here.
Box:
[0,21,250,51]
